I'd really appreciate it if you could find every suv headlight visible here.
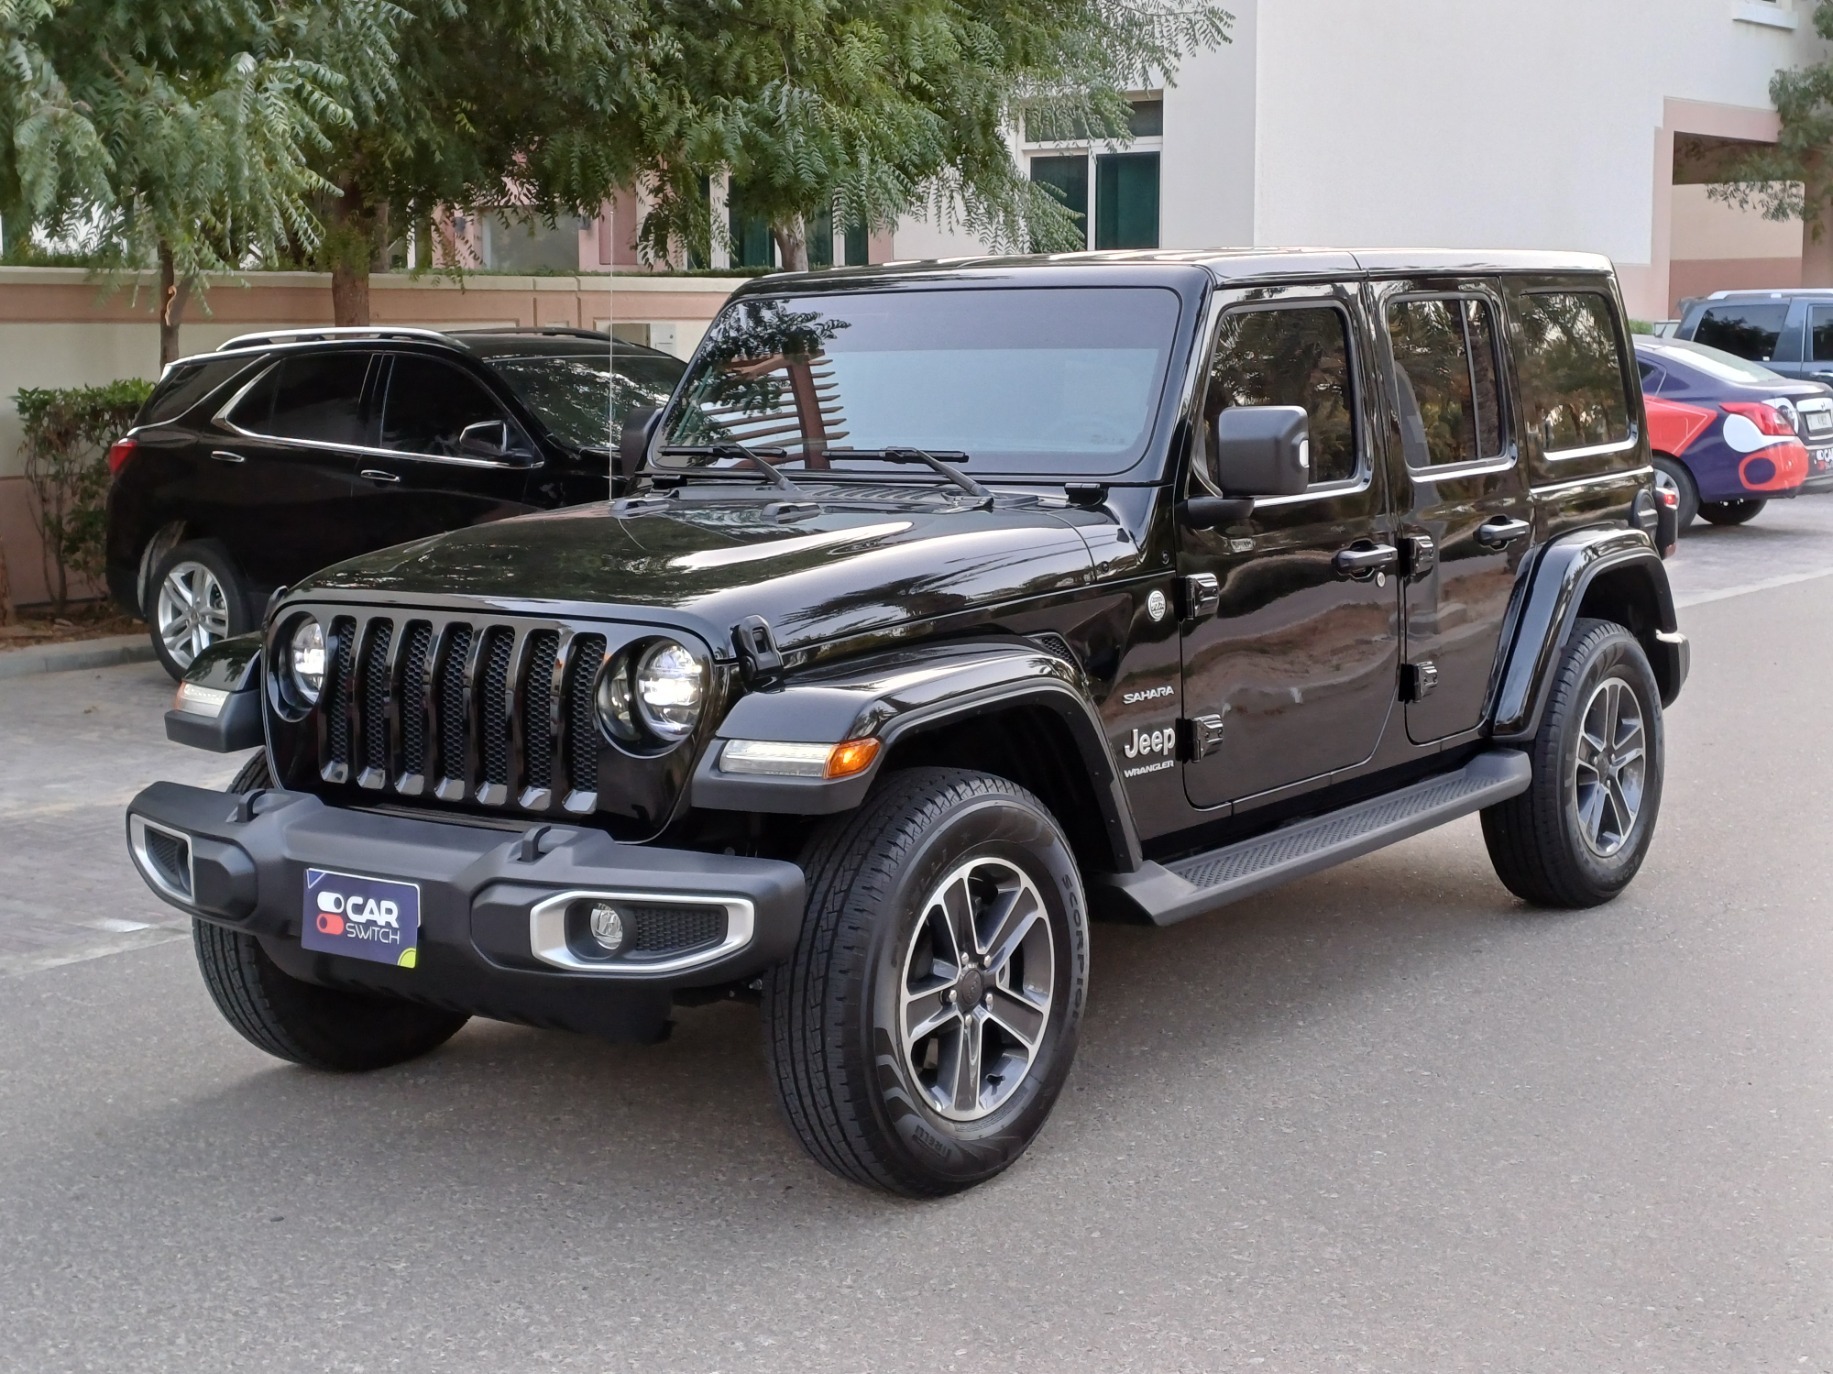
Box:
[634,640,705,740]
[286,618,326,705]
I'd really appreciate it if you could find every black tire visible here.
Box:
[1482,618,1664,908]
[148,538,254,681]
[763,767,1089,1196]
[192,753,470,1072]
[1698,498,1766,526]
[1652,456,1699,529]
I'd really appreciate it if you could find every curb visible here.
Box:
[0,633,157,680]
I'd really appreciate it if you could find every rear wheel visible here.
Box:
[193,754,470,1072]
[1698,498,1766,526]
[1652,456,1699,528]
[764,767,1089,1196]
[149,539,253,680]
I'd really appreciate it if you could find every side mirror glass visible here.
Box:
[1209,404,1312,498]
[458,419,512,458]
[617,405,663,490]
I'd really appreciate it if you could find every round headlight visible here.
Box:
[634,639,705,740]
[287,619,325,705]
[595,653,641,743]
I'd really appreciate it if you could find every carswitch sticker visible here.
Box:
[302,868,420,967]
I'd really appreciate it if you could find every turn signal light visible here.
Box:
[106,437,138,474]
[824,738,882,779]
[719,737,883,779]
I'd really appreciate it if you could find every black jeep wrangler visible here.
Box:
[127,250,1687,1196]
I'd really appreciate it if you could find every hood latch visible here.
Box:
[733,615,785,691]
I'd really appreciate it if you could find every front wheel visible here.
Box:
[149,539,254,680]
[1482,618,1664,908]
[1698,498,1766,526]
[1652,456,1699,529]
[764,767,1089,1196]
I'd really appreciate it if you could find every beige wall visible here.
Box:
[0,267,741,608]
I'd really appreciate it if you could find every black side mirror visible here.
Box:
[458,419,512,458]
[1210,404,1312,499]
[616,405,663,491]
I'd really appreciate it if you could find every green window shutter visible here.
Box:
[727,181,775,268]
[844,220,869,267]
[808,205,835,269]
[1029,155,1089,250]
[1095,153,1160,250]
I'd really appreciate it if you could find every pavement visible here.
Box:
[2,497,1832,1372]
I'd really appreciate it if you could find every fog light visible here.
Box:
[586,901,627,954]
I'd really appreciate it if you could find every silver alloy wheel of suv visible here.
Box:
[155,560,232,670]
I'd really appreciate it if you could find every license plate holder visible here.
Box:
[302,867,420,968]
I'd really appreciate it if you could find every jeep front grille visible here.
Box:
[315,614,611,814]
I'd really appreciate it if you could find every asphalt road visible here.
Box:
[3,498,1832,1373]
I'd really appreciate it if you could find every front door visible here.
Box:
[1180,284,1403,811]
[1371,280,1532,742]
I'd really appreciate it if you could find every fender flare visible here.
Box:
[689,638,1143,872]
[1489,527,1686,742]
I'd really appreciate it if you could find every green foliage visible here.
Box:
[1710,0,1833,226]
[14,379,152,611]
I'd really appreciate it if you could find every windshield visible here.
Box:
[658,286,1182,477]
[488,349,683,449]
[1645,339,1784,386]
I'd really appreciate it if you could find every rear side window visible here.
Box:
[1694,303,1787,362]
[140,357,252,425]
[1385,296,1506,466]
[229,353,374,444]
[1636,358,1664,392]
[1514,292,1633,455]
[1207,306,1359,486]
[1810,305,1833,363]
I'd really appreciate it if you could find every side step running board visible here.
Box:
[1098,750,1532,927]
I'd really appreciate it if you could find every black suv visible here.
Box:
[104,327,684,677]
[126,250,1686,1196]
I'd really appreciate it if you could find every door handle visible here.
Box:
[359,469,402,484]
[208,449,247,464]
[1332,543,1399,578]
[1475,516,1531,547]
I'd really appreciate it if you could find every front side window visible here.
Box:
[1206,306,1358,486]
[1514,292,1633,454]
[487,349,683,449]
[1386,296,1506,466]
[380,356,520,458]
[659,287,1181,478]
[1694,303,1788,362]
[228,353,373,444]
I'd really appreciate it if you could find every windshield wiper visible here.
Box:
[655,442,807,496]
[842,447,992,505]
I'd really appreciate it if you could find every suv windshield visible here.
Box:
[658,286,1181,477]
[487,348,683,449]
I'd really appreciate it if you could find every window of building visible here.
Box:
[1385,296,1506,466]
[229,353,374,445]
[1694,302,1788,362]
[1207,306,1359,487]
[479,212,586,273]
[1026,97,1163,251]
[1515,291,1633,454]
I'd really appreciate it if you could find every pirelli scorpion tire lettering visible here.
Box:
[1482,618,1665,909]
[764,767,1090,1196]
[192,755,471,1073]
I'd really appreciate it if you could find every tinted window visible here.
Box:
[487,349,683,449]
[1515,292,1633,454]
[1386,296,1505,466]
[1636,358,1664,391]
[661,287,1181,478]
[141,357,252,425]
[1694,303,1788,362]
[381,355,517,457]
[229,353,373,443]
[1811,306,1833,362]
[1207,306,1358,486]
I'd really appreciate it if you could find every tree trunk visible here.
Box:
[0,534,13,626]
[773,215,810,273]
[331,258,371,326]
[157,240,192,367]
[1805,155,1833,288]
[329,176,376,325]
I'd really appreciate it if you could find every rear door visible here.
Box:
[1370,279,1531,743]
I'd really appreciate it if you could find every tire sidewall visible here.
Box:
[855,791,1088,1188]
[1549,628,1665,896]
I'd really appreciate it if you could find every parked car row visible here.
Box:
[104,326,683,677]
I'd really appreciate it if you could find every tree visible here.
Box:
[1710,0,1833,286]
[631,0,1232,272]
[0,0,404,362]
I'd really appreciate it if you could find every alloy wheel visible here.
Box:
[898,856,1056,1122]
[155,560,230,669]
[1571,675,1646,858]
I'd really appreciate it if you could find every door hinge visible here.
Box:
[1401,532,1437,580]
[733,615,784,691]
[1183,713,1225,759]
[1181,572,1221,621]
[1401,661,1439,702]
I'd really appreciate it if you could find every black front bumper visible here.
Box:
[125,783,806,1041]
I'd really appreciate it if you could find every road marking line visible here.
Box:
[0,927,187,978]
[1674,567,1833,609]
